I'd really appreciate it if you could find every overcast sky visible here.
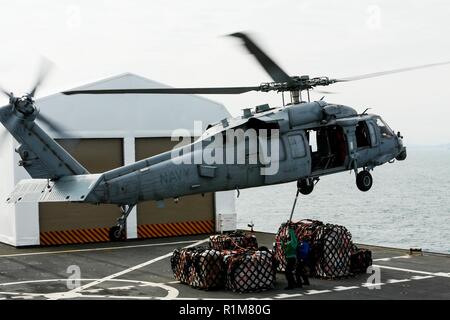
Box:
[1,0,449,145]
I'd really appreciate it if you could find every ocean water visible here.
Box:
[236,147,450,254]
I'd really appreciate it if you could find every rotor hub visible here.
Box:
[10,94,38,120]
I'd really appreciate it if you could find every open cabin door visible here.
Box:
[309,125,349,175]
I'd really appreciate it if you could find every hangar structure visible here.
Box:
[0,73,236,246]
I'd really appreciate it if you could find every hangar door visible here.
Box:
[39,139,123,245]
[135,137,215,238]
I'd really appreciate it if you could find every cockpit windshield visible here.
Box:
[376,117,394,138]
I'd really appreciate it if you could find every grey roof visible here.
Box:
[36,73,230,138]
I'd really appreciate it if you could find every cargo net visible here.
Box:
[274,219,323,273]
[224,249,276,293]
[313,224,353,278]
[209,231,258,251]
[349,245,373,274]
[171,246,225,290]
[274,219,371,279]
[171,245,276,292]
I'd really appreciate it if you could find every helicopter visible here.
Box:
[1,32,448,241]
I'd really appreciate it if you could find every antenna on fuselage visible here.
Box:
[361,107,371,115]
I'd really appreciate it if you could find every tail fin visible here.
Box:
[0,105,89,179]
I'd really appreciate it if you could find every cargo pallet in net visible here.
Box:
[224,249,276,293]
[171,246,225,290]
[209,231,258,251]
[171,233,276,293]
[274,219,372,279]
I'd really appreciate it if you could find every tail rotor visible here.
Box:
[0,58,72,146]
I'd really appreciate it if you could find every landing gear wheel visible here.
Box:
[297,179,314,195]
[356,170,373,192]
[109,225,124,241]
[109,204,135,242]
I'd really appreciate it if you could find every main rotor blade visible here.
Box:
[337,61,450,82]
[314,90,338,94]
[62,86,261,95]
[0,110,19,145]
[29,57,54,97]
[36,113,68,136]
[37,113,80,149]
[0,85,12,99]
[229,32,292,83]
[0,114,16,144]
[0,127,9,143]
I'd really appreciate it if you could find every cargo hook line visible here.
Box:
[289,188,301,222]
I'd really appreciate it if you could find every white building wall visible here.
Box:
[13,148,40,246]
[215,191,237,232]
[0,73,236,246]
[123,136,137,239]
[0,134,17,245]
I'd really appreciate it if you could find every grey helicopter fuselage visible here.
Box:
[84,100,406,205]
[1,96,406,241]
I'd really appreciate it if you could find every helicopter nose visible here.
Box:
[396,146,407,161]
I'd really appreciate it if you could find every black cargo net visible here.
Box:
[274,219,324,273]
[274,219,372,279]
[313,224,353,278]
[171,241,276,292]
[171,247,225,290]
[224,250,276,293]
[209,231,258,251]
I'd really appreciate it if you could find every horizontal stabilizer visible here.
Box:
[6,179,48,203]
[6,174,102,204]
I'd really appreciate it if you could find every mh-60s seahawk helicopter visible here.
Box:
[1,33,447,241]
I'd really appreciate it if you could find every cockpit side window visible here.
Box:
[355,121,370,148]
[376,117,394,139]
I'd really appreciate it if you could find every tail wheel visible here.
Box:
[356,170,373,192]
[109,226,125,241]
[297,179,314,195]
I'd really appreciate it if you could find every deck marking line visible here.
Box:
[304,289,332,295]
[374,264,450,278]
[0,278,179,300]
[387,279,411,284]
[65,238,208,296]
[411,275,435,280]
[274,293,303,299]
[361,282,384,288]
[0,239,198,258]
[373,255,410,262]
[434,272,450,277]
[373,258,391,262]
[108,286,135,290]
[333,286,359,291]
[82,288,104,293]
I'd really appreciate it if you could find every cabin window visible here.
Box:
[288,134,306,158]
